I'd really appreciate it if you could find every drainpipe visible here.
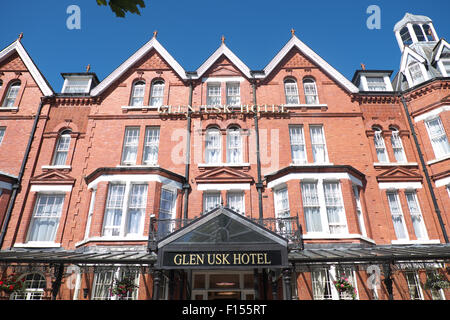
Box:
[0,97,48,248]
[399,94,449,243]
[252,81,264,222]
[182,81,193,224]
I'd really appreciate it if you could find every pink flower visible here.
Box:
[341,284,344,288]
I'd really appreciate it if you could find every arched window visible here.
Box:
[149,80,164,107]
[2,81,20,107]
[390,127,406,162]
[373,126,388,163]
[422,24,435,41]
[284,78,299,105]
[52,130,71,166]
[400,27,412,46]
[408,61,425,85]
[226,126,242,164]
[303,78,319,104]
[130,81,145,106]
[413,24,426,42]
[205,127,221,164]
[11,273,46,300]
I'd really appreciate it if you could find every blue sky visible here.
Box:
[1,0,449,92]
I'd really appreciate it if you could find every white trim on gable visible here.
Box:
[193,43,252,80]
[262,36,359,94]
[0,40,53,96]
[432,39,450,63]
[90,37,187,96]
[399,47,427,72]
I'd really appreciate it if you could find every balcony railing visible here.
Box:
[148,214,303,251]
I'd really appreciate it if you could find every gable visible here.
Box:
[279,47,315,69]
[134,49,172,70]
[400,47,426,71]
[0,52,27,71]
[376,167,423,183]
[195,167,253,184]
[204,55,244,78]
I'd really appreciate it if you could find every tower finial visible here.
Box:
[86,64,91,73]
[361,63,366,70]
[18,32,23,41]
[291,28,295,37]
[221,35,225,44]
[153,30,158,39]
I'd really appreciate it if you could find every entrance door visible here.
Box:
[191,271,255,300]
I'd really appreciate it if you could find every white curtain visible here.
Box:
[122,128,140,164]
[130,81,145,106]
[28,194,64,242]
[405,192,426,239]
[204,193,221,212]
[310,126,327,163]
[301,182,322,232]
[143,127,160,164]
[226,83,240,106]
[303,79,319,104]
[387,192,407,239]
[391,131,406,162]
[323,182,346,234]
[150,81,164,107]
[374,131,388,162]
[53,133,71,165]
[103,184,125,236]
[284,80,299,105]
[207,84,221,106]
[205,129,221,164]
[227,192,244,214]
[289,126,306,164]
[227,128,242,164]
[126,184,148,235]
[312,269,332,300]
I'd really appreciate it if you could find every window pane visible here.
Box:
[130,81,145,106]
[227,128,242,164]
[150,81,164,107]
[207,84,221,106]
[323,182,347,234]
[28,194,64,242]
[405,272,423,300]
[0,127,5,144]
[227,192,244,214]
[400,27,412,46]
[121,127,140,164]
[226,83,240,106]
[2,82,20,107]
[274,188,290,218]
[312,269,333,300]
[126,184,148,235]
[53,133,71,165]
[103,184,125,236]
[310,126,327,163]
[303,79,319,104]
[11,273,46,300]
[387,192,407,240]
[301,182,322,232]
[413,24,426,42]
[366,77,386,91]
[289,126,306,164]
[409,62,424,85]
[391,130,406,162]
[422,24,435,41]
[284,79,299,105]
[405,191,427,239]
[204,192,221,212]
[143,127,160,164]
[205,129,221,164]
[425,117,450,158]
[374,130,388,162]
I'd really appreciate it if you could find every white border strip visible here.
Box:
[378,182,422,190]
[202,77,245,83]
[87,174,183,190]
[267,172,362,189]
[414,105,450,122]
[435,176,450,188]
[197,183,250,191]
[30,184,73,192]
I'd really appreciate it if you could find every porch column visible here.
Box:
[383,264,394,300]
[153,270,162,300]
[283,268,292,300]
[52,264,65,300]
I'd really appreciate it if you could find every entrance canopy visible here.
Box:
[155,207,289,269]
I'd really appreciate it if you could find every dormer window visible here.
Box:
[408,62,425,86]
[400,27,413,46]
[62,77,90,94]
[366,77,387,91]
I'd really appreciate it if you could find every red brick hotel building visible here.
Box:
[0,13,449,301]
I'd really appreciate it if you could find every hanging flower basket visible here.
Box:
[333,277,357,300]
[0,273,25,299]
[110,276,138,300]
[424,273,450,291]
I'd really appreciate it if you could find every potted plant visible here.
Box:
[424,272,450,291]
[110,275,138,300]
[0,273,25,299]
[333,277,357,300]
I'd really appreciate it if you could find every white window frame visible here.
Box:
[143,127,160,165]
[149,80,165,107]
[386,191,409,240]
[311,266,358,300]
[301,179,347,235]
[2,81,20,107]
[407,61,427,87]
[207,83,221,106]
[203,192,221,213]
[310,125,329,164]
[390,128,407,163]
[91,267,140,300]
[121,127,140,165]
[284,78,300,105]
[289,125,307,164]
[52,131,71,166]
[425,116,450,159]
[11,273,46,300]
[227,191,245,214]
[405,191,428,240]
[226,127,242,164]
[157,187,177,236]
[102,182,148,237]
[62,77,91,94]
[366,76,387,91]
[352,185,367,237]
[0,127,5,145]
[27,193,65,243]
[405,271,424,300]
[205,128,222,164]
[130,81,146,107]
[303,78,319,104]
[373,127,389,163]
[226,82,240,106]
